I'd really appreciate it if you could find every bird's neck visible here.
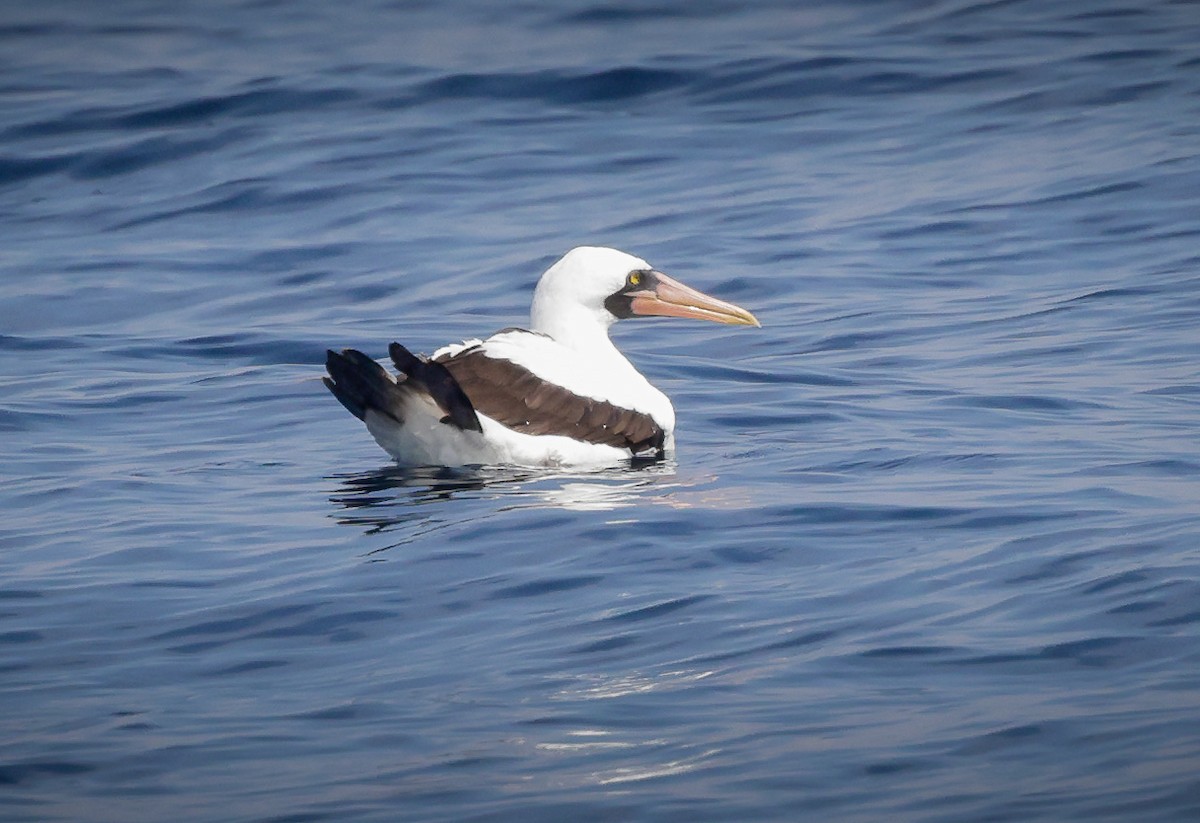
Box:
[531,304,622,359]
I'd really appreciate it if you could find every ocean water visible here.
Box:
[3,0,1200,820]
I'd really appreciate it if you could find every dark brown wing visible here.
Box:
[436,346,665,455]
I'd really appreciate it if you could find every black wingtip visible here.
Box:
[324,348,402,423]
[388,341,420,372]
[322,374,365,420]
[388,341,483,433]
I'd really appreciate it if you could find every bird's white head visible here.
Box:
[530,246,760,350]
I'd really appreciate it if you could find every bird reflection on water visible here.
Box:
[327,460,682,544]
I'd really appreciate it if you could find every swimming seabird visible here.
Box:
[324,246,759,467]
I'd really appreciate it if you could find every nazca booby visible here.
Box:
[324,246,759,467]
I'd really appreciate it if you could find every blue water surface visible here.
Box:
[2,1,1200,821]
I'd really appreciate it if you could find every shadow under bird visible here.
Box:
[324,246,760,467]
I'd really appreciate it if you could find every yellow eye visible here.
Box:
[628,272,641,287]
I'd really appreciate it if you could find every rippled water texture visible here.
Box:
[3,1,1200,821]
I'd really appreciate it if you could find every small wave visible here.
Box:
[167,334,324,366]
[600,594,712,624]
[947,393,1105,413]
[0,153,73,185]
[492,575,605,600]
[72,128,249,180]
[557,3,723,24]
[5,86,357,140]
[413,66,692,107]
[693,56,1018,108]
[0,760,96,787]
